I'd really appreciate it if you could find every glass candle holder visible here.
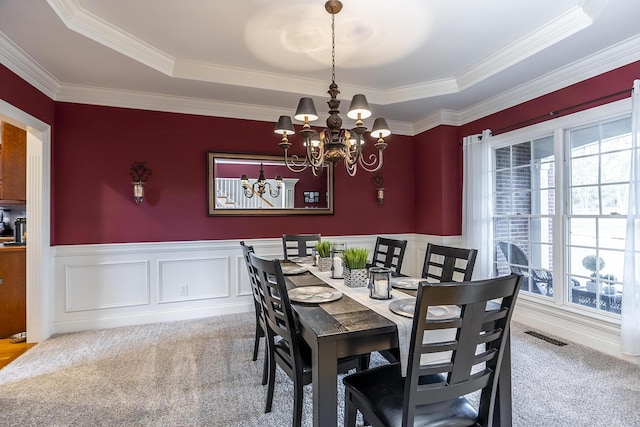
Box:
[369,267,392,299]
[331,243,346,279]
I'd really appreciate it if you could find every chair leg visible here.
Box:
[344,390,358,427]
[357,353,370,372]
[252,322,262,361]
[293,378,304,427]
[265,351,276,413]
[261,340,269,386]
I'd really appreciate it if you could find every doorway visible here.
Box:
[0,99,52,343]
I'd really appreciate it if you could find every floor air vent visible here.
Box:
[524,331,567,346]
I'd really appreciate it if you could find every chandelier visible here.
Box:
[241,163,282,199]
[274,0,391,177]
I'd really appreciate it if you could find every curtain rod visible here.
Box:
[488,87,633,136]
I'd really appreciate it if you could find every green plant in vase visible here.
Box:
[343,247,369,287]
[315,241,332,271]
[582,255,604,292]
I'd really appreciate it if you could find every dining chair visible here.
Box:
[497,241,579,296]
[281,233,321,260]
[421,243,478,282]
[240,241,269,385]
[343,273,522,427]
[249,252,367,427]
[370,237,408,274]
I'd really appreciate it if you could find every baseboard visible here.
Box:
[53,301,255,334]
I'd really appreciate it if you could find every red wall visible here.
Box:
[0,65,55,125]
[3,60,639,245]
[413,125,462,236]
[52,102,415,244]
[460,60,640,137]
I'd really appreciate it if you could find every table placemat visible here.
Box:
[286,273,325,287]
[305,266,453,376]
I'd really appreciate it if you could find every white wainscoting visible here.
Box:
[51,233,424,334]
[50,233,632,364]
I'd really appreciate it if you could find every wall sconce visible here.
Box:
[371,172,384,205]
[129,161,152,203]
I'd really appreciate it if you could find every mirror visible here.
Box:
[207,152,334,216]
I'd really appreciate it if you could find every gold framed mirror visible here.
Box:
[207,152,334,216]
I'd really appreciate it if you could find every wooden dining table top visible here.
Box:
[283,263,399,341]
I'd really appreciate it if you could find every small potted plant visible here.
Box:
[315,240,332,272]
[342,247,369,287]
[582,255,605,292]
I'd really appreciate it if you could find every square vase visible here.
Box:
[344,267,369,287]
[318,257,332,272]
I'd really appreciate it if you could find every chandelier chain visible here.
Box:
[331,13,336,84]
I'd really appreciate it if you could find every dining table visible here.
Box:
[282,258,513,427]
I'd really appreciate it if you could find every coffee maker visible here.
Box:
[13,217,26,245]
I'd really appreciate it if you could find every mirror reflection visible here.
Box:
[207,152,333,216]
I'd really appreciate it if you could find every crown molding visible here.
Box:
[44,0,607,106]
[1,0,635,139]
[46,0,174,75]
[0,30,59,99]
[412,110,461,135]
[457,5,592,90]
[458,33,640,125]
[55,84,417,136]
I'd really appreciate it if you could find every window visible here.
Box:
[491,102,631,317]
[566,117,631,314]
[493,137,555,297]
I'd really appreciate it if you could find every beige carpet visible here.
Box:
[0,312,639,426]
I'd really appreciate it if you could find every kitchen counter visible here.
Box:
[0,243,26,252]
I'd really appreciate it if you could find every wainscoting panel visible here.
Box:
[236,255,252,297]
[50,234,445,334]
[158,257,230,303]
[65,261,149,312]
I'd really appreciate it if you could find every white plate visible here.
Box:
[288,286,343,303]
[391,277,424,290]
[281,265,308,275]
[389,299,460,319]
[289,256,313,264]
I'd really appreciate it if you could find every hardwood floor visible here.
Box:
[0,338,36,370]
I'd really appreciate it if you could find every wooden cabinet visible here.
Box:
[0,121,27,203]
[0,247,26,338]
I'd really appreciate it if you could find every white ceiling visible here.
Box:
[1,0,640,135]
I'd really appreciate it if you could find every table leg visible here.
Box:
[312,339,338,426]
[494,331,513,426]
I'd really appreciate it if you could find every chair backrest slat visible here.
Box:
[421,243,478,282]
[371,237,408,274]
[402,274,522,426]
[282,234,321,260]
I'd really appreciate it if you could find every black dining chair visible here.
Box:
[497,241,579,296]
[249,252,367,427]
[421,243,478,282]
[282,233,321,260]
[343,273,522,427]
[240,241,269,385]
[370,237,408,274]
